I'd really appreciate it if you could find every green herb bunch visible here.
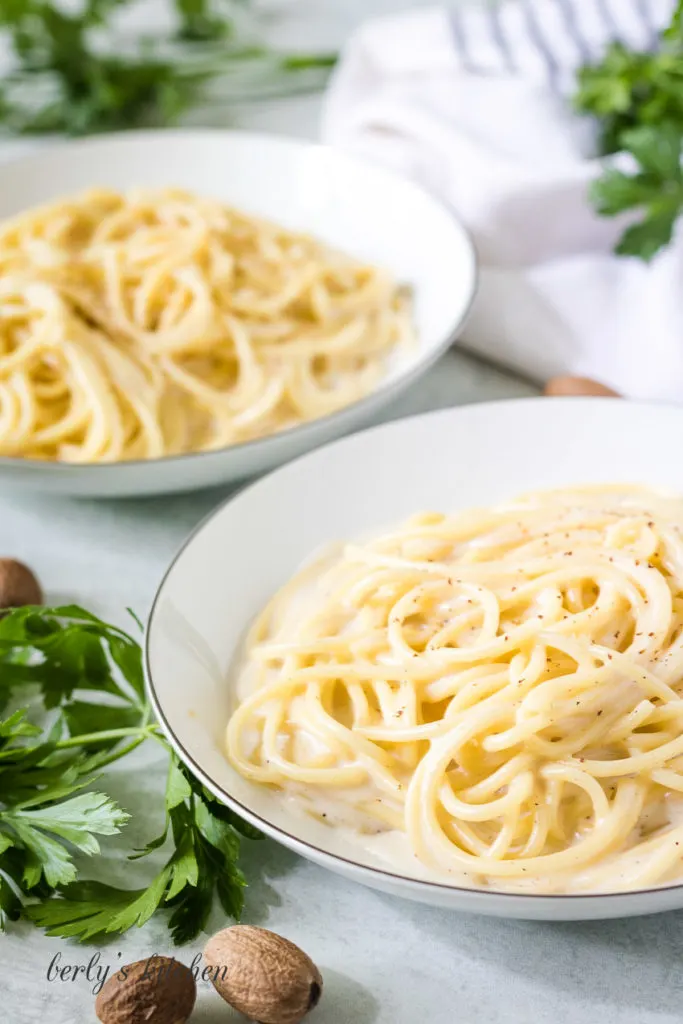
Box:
[0,604,261,944]
[0,0,336,136]
[574,0,683,259]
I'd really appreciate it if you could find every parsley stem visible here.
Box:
[149,729,172,753]
[279,53,338,70]
[56,724,159,749]
[88,733,154,770]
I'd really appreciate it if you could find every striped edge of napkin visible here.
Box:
[448,0,674,91]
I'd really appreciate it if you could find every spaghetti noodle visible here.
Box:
[227,486,683,894]
[0,188,411,462]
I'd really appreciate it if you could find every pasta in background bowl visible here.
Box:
[0,130,475,496]
[147,397,683,921]
[0,187,413,462]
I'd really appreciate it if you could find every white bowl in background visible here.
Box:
[147,396,683,921]
[0,129,476,497]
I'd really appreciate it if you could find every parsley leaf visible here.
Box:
[3,790,126,888]
[0,605,262,944]
[4,792,129,853]
[575,3,683,259]
[0,605,145,710]
[25,752,259,943]
[0,707,130,889]
[23,877,170,940]
[587,124,683,262]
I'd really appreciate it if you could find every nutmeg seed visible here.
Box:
[94,956,196,1024]
[544,375,620,398]
[0,558,42,610]
[204,925,323,1024]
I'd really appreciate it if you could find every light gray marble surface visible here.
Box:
[4,3,681,1024]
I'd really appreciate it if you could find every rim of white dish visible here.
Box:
[0,127,478,473]
[145,396,683,902]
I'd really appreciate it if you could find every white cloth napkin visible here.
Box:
[322,0,683,399]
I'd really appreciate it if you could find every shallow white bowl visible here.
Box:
[0,129,475,497]
[147,397,683,921]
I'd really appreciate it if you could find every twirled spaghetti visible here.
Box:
[0,188,411,462]
[227,486,683,894]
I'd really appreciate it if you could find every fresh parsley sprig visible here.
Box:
[0,604,261,943]
[0,0,336,136]
[574,0,683,260]
[25,758,261,944]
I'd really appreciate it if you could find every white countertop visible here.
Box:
[4,4,681,1024]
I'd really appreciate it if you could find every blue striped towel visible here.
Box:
[449,0,670,90]
[322,0,683,402]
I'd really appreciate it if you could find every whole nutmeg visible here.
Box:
[0,558,42,610]
[204,925,322,1024]
[95,956,196,1024]
[544,375,620,398]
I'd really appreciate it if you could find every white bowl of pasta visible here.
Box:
[0,129,475,496]
[147,396,683,920]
